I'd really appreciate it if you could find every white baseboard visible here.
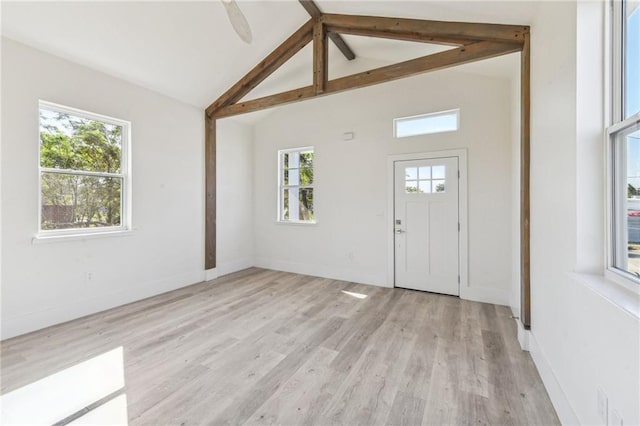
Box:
[216,257,254,278]
[517,320,580,425]
[459,285,510,306]
[205,268,218,281]
[515,317,530,350]
[254,257,388,288]
[254,258,510,305]
[1,269,205,340]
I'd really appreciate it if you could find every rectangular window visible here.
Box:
[278,147,314,223]
[608,0,640,283]
[394,109,459,138]
[38,101,130,235]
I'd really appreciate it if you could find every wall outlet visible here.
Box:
[85,272,94,283]
[610,409,623,426]
[597,387,608,424]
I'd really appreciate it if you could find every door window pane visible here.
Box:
[405,167,418,180]
[432,165,446,179]
[418,181,432,193]
[433,180,446,193]
[406,181,420,193]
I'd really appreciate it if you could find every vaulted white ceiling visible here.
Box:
[1,1,538,111]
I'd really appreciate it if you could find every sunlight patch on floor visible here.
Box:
[0,347,127,425]
[341,290,368,299]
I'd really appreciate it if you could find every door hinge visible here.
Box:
[458,275,460,284]
[458,222,460,231]
[458,170,460,178]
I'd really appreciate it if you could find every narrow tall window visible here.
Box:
[38,101,130,235]
[608,0,640,281]
[278,147,314,223]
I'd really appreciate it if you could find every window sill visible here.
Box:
[32,229,136,244]
[570,272,640,319]
[275,220,317,226]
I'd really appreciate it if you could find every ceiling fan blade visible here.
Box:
[221,0,252,44]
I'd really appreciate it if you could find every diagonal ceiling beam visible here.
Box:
[326,40,521,91]
[298,0,355,60]
[211,40,521,119]
[322,13,529,45]
[206,18,315,116]
[323,26,472,47]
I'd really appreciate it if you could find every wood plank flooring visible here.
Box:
[0,268,559,425]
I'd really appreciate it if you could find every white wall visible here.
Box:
[216,119,254,276]
[252,70,515,305]
[525,2,640,425]
[0,38,207,339]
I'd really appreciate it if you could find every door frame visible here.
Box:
[387,149,468,294]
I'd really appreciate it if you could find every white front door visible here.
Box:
[394,157,459,295]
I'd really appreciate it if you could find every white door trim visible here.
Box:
[387,149,468,294]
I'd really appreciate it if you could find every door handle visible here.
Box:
[395,229,405,234]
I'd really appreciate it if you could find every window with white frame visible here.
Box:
[608,0,640,281]
[278,147,314,223]
[394,109,459,138]
[38,101,130,234]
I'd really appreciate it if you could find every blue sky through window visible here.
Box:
[626,3,640,117]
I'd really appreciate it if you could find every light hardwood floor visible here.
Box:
[1,268,559,425]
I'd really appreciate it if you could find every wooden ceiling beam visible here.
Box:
[298,0,356,60]
[322,13,528,45]
[313,21,328,94]
[205,18,315,116]
[326,40,521,92]
[211,40,520,119]
[324,26,472,47]
[213,86,315,118]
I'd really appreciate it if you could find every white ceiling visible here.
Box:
[1,1,537,113]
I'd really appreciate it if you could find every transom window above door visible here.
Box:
[394,109,460,138]
[404,165,446,194]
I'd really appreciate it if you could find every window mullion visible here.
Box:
[40,167,124,179]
